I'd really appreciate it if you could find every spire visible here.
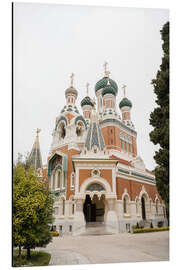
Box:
[29,129,43,170]
[85,101,105,151]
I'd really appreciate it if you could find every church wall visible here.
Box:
[101,125,137,156]
[116,177,162,202]
[51,145,80,200]
[64,113,75,124]
[78,169,113,192]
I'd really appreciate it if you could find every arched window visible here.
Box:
[141,196,146,220]
[71,173,75,188]
[52,174,55,190]
[124,142,127,152]
[57,171,61,188]
[136,199,139,214]
[156,199,159,215]
[59,122,66,139]
[149,199,152,214]
[123,196,127,214]
[121,140,123,151]
[76,122,84,137]
[72,203,74,215]
[62,198,65,216]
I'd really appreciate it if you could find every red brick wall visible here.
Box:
[116,177,161,202]
[79,169,112,192]
[50,146,80,200]
[101,125,137,156]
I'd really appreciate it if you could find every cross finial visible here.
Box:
[36,128,41,136]
[122,84,127,97]
[86,82,89,96]
[104,61,108,72]
[70,73,74,87]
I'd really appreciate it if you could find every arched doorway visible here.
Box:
[141,196,146,220]
[83,194,105,223]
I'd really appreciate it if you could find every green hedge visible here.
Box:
[133,226,169,233]
[50,231,59,237]
[13,250,51,267]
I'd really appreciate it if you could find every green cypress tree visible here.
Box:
[149,22,169,219]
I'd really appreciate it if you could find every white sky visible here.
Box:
[13,3,169,170]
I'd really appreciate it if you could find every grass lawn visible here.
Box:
[13,249,51,267]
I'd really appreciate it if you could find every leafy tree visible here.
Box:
[149,22,169,219]
[13,164,54,265]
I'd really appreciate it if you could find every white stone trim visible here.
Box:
[79,176,112,194]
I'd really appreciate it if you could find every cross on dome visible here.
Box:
[103,61,110,77]
[70,72,75,87]
[122,84,127,97]
[36,128,41,136]
[104,61,108,72]
[86,82,89,96]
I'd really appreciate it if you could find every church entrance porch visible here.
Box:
[83,194,105,224]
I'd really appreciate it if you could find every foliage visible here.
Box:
[13,162,54,264]
[133,227,169,234]
[50,231,59,237]
[13,249,51,267]
[149,22,169,218]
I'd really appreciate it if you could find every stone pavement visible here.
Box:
[37,231,169,265]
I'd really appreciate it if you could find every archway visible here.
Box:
[141,196,146,220]
[83,194,105,223]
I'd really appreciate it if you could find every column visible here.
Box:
[73,197,86,236]
[105,197,119,233]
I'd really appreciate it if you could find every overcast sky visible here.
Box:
[13,3,169,170]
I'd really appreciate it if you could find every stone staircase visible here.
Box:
[81,222,113,236]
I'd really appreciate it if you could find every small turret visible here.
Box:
[119,85,132,122]
[80,83,94,121]
[65,73,78,105]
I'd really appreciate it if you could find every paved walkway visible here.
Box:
[37,231,169,265]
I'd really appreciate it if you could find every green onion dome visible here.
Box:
[119,97,132,109]
[102,85,116,97]
[80,96,94,107]
[95,77,118,94]
[65,86,78,98]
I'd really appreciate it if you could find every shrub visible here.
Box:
[158,221,164,228]
[50,231,59,237]
[133,226,169,233]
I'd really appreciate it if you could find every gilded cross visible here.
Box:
[122,84,127,97]
[70,73,74,87]
[86,82,89,96]
[104,61,108,73]
[36,128,41,136]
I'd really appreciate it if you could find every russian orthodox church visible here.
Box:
[30,63,167,235]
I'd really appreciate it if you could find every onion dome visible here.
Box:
[80,96,94,107]
[95,77,118,94]
[102,85,117,97]
[119,97,132,109]
[65,86,78,98]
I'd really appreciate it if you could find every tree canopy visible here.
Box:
[13,162,54,264]
[149,22,169,216]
